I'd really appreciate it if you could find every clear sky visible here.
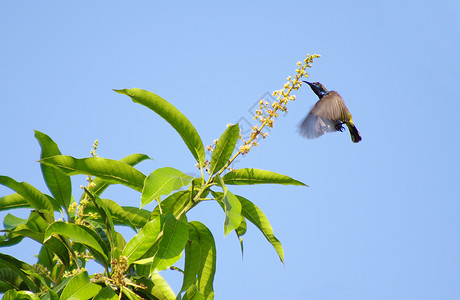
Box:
[1,1,459,299]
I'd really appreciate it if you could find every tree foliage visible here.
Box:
[0,55,319,299]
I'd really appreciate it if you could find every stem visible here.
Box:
[216,68,304,176]
[176,182,212,219]
[54,263,66,286]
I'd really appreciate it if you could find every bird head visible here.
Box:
[303,81,328,98]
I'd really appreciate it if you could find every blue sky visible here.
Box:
[1,1,459,299]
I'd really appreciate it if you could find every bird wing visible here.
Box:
[309,91,351,122]
[299,112,341,139]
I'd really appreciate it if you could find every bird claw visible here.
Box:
[334,123,345,132]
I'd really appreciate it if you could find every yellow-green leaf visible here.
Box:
[115,88,205,166]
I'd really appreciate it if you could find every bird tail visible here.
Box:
[346,122,362,143]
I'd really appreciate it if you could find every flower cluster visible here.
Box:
[90,140,99,157]
[245,54,320,155]
[63,267,87,278]
[214,54,320,176]
[76,250,94,262]
[111,256,128,287]
[70,139,101,224]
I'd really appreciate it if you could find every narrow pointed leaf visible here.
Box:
[222,168,307,186]
[85,221,112,267]
[0,176,53,213]
[182,285,205,300]
[222,190,243,236]
[214,176,242,236]
[0,268,24,290]
[59,271,102,300]
[151,190,191,220]
[123,217,162,265]
[122,287,142,300]
[44,222,108,263]
[3,290,40,300]
[210,124,239,175]
[11,210,51,243]
[37,244,54,270]
[117,206,150,228]
[50,275,72,296]
[43,236,71,267]
[141,167,193,207]
[211,191,283,263]
[0,193,30,211]
[235,217,247,257]
[85,200,150,229]
[149,214,189,273]
[35,130,72,211]
[85,198,140,231]
[84,189,116,251]
[115,88,205,166]
[39,155,146,192]
[237,194,284,263]
[93,287,118,300]
[0,235,23,247]
[187,221,216,299]
[0,254,40,292]
[137,273,176,300]
[82,153,151,200]
[3,213,26,229]
[181,231,201,293]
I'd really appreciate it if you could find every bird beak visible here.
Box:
[303,81,312,85]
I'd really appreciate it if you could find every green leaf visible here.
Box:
[123,217,162,266]
[121,287,141,300]
[44,222,108,264]
[43,236,71,268]
[149,214,189,273]
[182,285,205,300]
[214,176,242,236]
[116,206,150,228]
[114,88,205,166]
[10,210,51,243]
[35,130,72,212]
[222,190,242,236]
[59,271,102,300]
[151,190,191,220]
[2,290,40,300]
[235,217,247,257]
[0,193,30,211]
[84,189,116,252]
[141,167,194,207]
[85,221,112,267]
[0,268,24,291]
[211,192,284,263]
[187,221,216,299]
[82,153,151,200]
[0,235,23,248]
[237,194,284,263]
[93,287,118,300]
[222,168,307,186]
[0,254,40,293]
[86,199,150,230]
[85,199,138,231]
[3,213,26,229]
[0,176,53,213]
[181,240,200,294]
[210,124,239,175]
[39,155,146,192]
[136,274,176,300]
[49,273,72,296]
[37,244,54,270]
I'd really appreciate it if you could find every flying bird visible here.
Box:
[300,81,362,143]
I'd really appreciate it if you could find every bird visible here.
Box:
[299,81,362,143]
